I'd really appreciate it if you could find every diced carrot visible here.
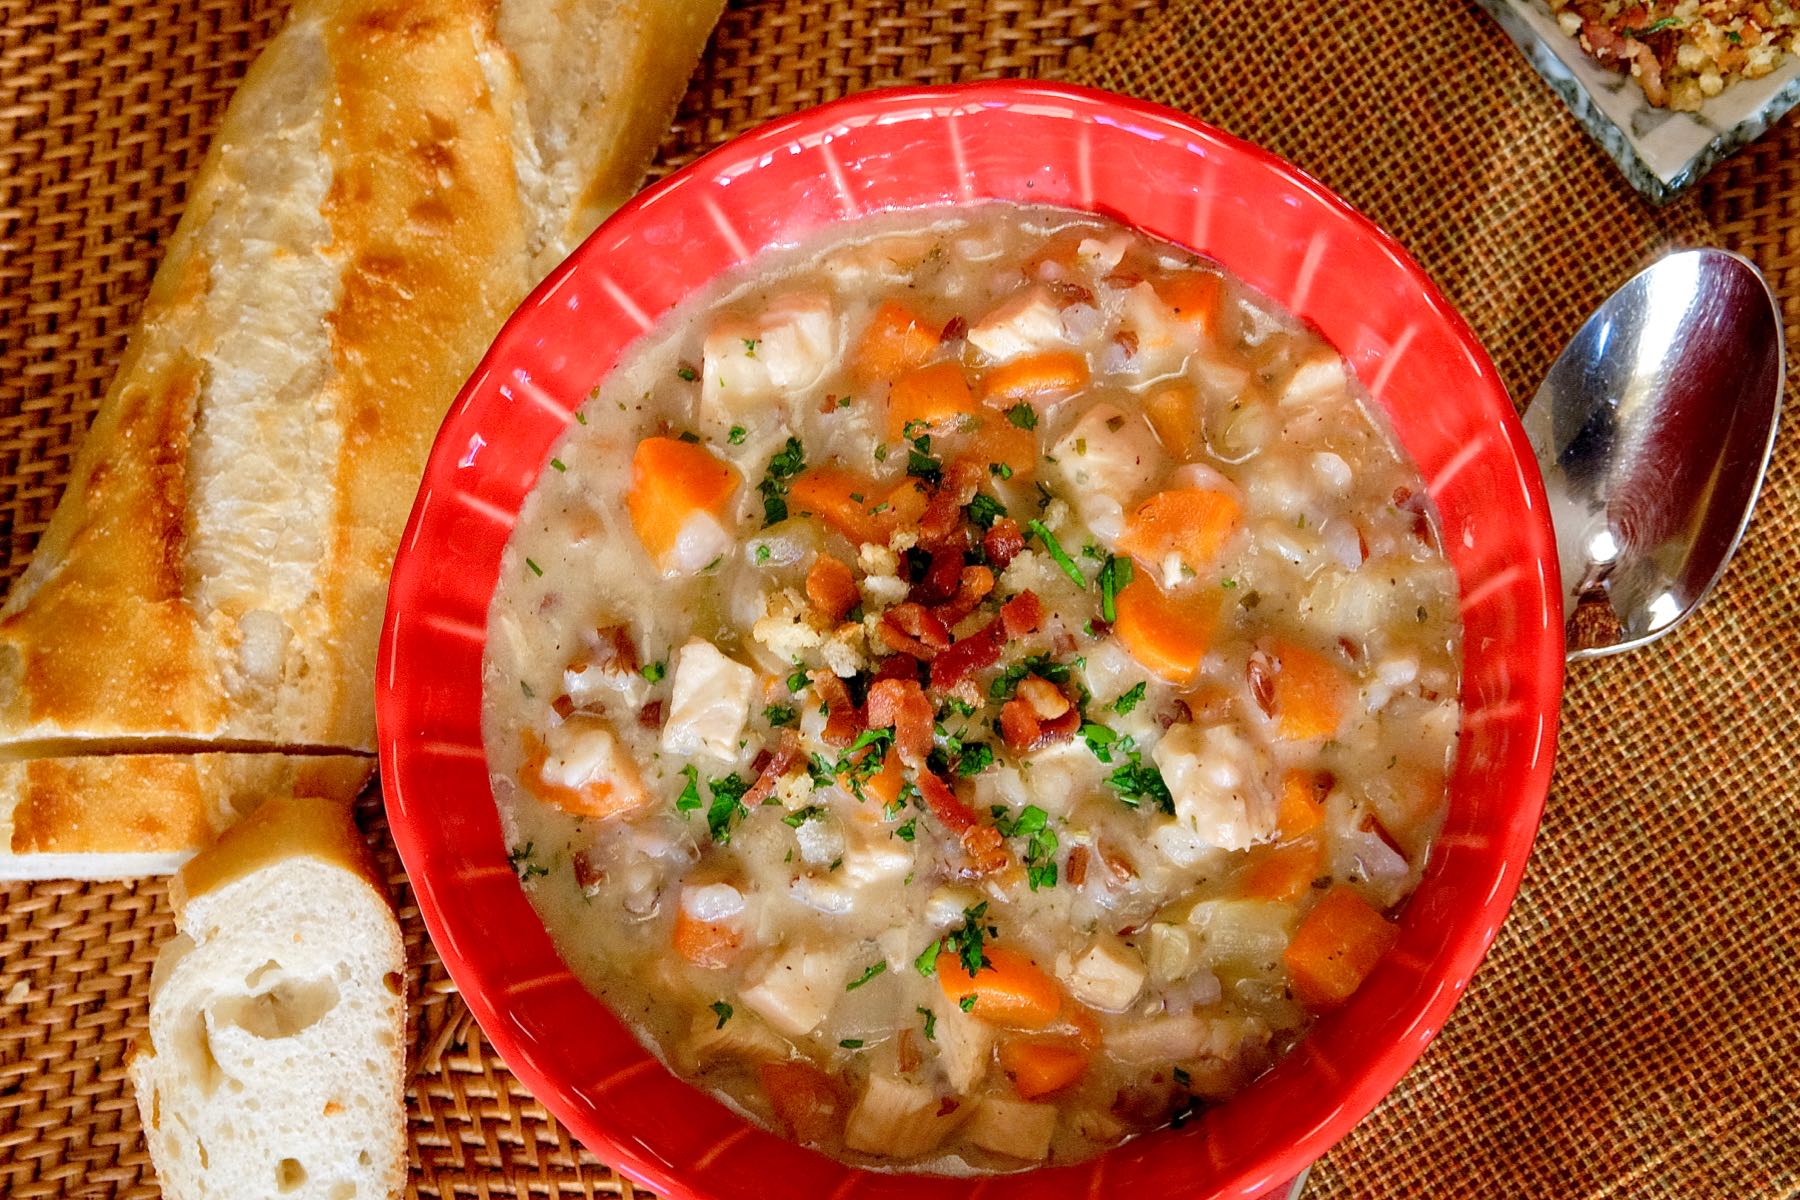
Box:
[966,411,1038,480]
[1118,487,1241,573]
[1283,885,1398,1009]
[1144,382,1201,459]
[886,361,975,441]
[788,467,886,545]
[805,554,858,622]
[842,747,904,811]
[1112,575,1219,683]
[1266,639,1348,740]
[1154,271,1225,339]
[937,946,1063,1030]
[854,300,941,382]
[518,728,646,820]
[759,1060,845,1145]
[979,351,1090,407]
[672,906,743,969]
[1242,841,1323,902]
[627,437,740,570]
[999,1038,1091,1099]
[1277,770,1328,839]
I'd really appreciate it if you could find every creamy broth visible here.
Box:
[482,205,1462,1172]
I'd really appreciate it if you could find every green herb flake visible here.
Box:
[906,431,943,486]
[914,938,941,977]
[874,443,890,463]
[959,995,977,1012]
[706,773,751,844]
[1106,752,1175,815]
[994,806,1059,891]
[1025,519,1086,589]
[519,680,535,699]
[967,493,1007,530]
[1006,402,1039,431]
[755,544,772,564]
[1112,682,1147,716]
[917,1006,937,1041]
[641,660,667,683]
[846,961,887,991]
[674,765,702,814]
[955,742,995,777]
[758,436,807,525]
[764,703,798,727]
[711,1001,733,1029]
[574,410,588,426]
[894,818,917,842]
[728,425,747,445]
[506,842,549,882]
[677,365,699,383]
[989,462,1014,480]
[787,665,810,693]
[549,457,567,473]
[677,431,702,444]
[782,805,824,829]
[943,902,993,976]
[839,1038,864,1049]
[525,557,544,577]
[742,337,759,357]
[1625,15,1681,36]
[1097,554,1133,622]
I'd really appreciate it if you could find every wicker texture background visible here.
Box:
[1,0,1796,1197]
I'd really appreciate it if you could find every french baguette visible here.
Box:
[0,0,724,876]
[129,795,406,1200]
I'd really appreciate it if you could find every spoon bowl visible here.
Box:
[1524,249,1784,659]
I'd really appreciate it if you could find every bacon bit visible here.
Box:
[919,773,1010,876]
[929,621,1002,691]
[810,671,864,747]
[1391,486,1413,507]
[1356,524,1370,563]
[1000,590,1045,637]
[877,603,953,659]
[806,554,859,622]
[1112,329,1140,361]
[637,699,663,729]
[983,517,1026,570]
[936,1097,962,1118]
[594,625,640,674]
[940,315,969,343]
[1103,269,1144,289]
[1016,676,1072,720]
[1048,280,1096,307]
[874,653,921,684]
[917,771,976,833]
[912,546,966,605]
[1338,636,1363,663]
[866,677,934,766]
[918,459,984,547]
[933,565,995,628]
[1000,695,1080,752]
[1247,650,1277,718]
[1065,846,1089,887]
[898,1028,923,1074]
[819,393,848,414]
[571,850,604,893]
[551,693,577,720]
[1097,843,1137,883]
[750,748,774,776]
[743,734,803,807]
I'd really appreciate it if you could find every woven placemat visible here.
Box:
[2,1,1796,1197]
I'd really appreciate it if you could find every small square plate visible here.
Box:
[1475,0,1800,202]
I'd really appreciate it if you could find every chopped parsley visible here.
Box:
[641,660,667,683]
[845,961,887,991]
[874,443,889,462]
[574,410,588,425]
[728,425,747,445]
[1006,402,1039,430]
[786,664,810,693]
[989,654,1074,702]
[674,765,702,814]
[1080,721,1124,763]
[942,902,994,976]
[706,773,750,843]
[758,436,807,525]
[710,1001,733,1029]
[549,458,567,473]
[525,557,544,577]
[1106,752,1175,815]
[755,545,772,564]
[506,842,549,882]
[966,493,1007,530]
[763,703,798,727]
[913,938,942,977]
[955,742,995,777]
[917,1006,937,1041]
[677,431,701,444]
[959,995,977,1012]
[1097,554,1133,623]
[1624,15,1681,35]
[1112,682,1147,716]
[839,1038,864,1049]
[1026,519,1086,589]
[994,805,1058,891]
[906,430,943,486]
[677,365,699,383]
[742,337,759,357]
[782,805,824,829]
[989,461,1014,481]
[894,819,917,842]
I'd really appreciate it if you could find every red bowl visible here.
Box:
[378,82,1563,1200]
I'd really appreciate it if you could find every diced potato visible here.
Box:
[1103,1012,1213,1065]
[962,1096,1057,1161]
[659,639,754,761]
[1151,723,1277,852]
[701,293,838,424]
[1061,936,1146,1012]
[967,285,1065,362]
[740,943,847,1037]
[843,1075,967,1158]
[1188,898,1296,969]
[1280,346,1348,406]
[1145,922,1195,984]
[839,823,914,887]
[1050,402,1164,545]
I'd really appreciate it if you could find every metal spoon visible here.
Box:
[1522,249,1784,661]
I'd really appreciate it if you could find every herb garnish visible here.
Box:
[1097,554,1133,622]
[641,660,667,683]
[728,425,747,445]
[1006,402,1039,430]
[917,1006,937,1041]
[506,842,549,882]
[993,805,1059,891]
[1112,682,1147,716]
[674,764,703,814]
[906,430,943,486]
[710,1001,733,1028]
[525,557,544,577]
[764,703,798,727]
[1026,519,1086,589]
[967,493,1007,530]
[845,961,887,991]
[705,773,751,843]
[758,437,807,525]
[839,1038,864,1049]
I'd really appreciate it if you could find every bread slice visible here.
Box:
[0,0,724,875]
[129,795,406,1200]
[0,753,371,879]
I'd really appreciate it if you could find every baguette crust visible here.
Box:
[0,0,724,875]
[0,754,371,878]
[173,792,384,911]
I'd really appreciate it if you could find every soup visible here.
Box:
[482,204,1462,1171]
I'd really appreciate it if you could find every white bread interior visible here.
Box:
[129,795,406,1200]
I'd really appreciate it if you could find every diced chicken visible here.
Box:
[701,293,838,424]
[788,874,856,915]
[660,639,755,761]
[843,1075,967,1158]
[740,943,847,1037]
[533,714,650,817]
[840,823,913,887]
[963,1096,1057,1162]
[1076,234,1129,274]
[824,233,937,287]
[1280,346,1348,406]
[1051,402,1164,545]
[679,1010,789,1072]
[1103,1012,1213,1065]
[1151,723,1277,853]
[967,285,1065,362]
[1119,282,1201,375]
[1061,936,1147,1012]
[931,1002,995,1095]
